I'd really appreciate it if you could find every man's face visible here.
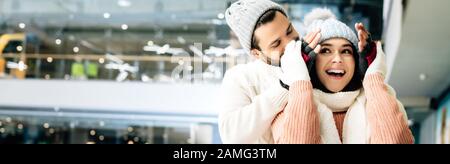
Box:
[252,12,299,66]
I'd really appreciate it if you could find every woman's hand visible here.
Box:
[301,28,322,71]
[365,41,387,79]
[355,23,371,53]
[355,23,378,78]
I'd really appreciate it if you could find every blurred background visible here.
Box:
[0,0,448,144]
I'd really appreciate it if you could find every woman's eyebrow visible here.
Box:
[342,44,353,48]
[320,43,353,48]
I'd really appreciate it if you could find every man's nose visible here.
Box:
[280,37,295,53]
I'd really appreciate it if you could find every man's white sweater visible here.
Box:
[218,60,289,144]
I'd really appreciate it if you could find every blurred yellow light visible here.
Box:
[16,46,23,52]
[47,57,53,63]
[43,123,50,129]
[99,58,105,64]
[90,130,96,136]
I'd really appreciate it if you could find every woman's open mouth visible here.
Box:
[326,69,346,80]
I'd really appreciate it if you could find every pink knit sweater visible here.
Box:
[271,74,414,144]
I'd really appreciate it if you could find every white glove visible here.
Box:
[365,41,387,79]
[280,40,310,86]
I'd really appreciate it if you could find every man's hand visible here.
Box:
[280,41,312,86]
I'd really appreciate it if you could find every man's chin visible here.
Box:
[264,58,281,67]
[267,61,281,67]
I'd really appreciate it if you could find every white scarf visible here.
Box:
[313,89,370,144]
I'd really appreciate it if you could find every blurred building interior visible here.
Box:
[0,0,448,144]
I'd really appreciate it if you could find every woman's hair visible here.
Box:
[309,40,363,93]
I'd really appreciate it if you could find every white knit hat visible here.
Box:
[225,0,287,53]
[304,8,358,49]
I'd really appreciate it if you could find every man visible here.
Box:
[219,0,370,144]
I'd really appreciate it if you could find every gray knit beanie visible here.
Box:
[225,0,288,53]
[304,8,358,49]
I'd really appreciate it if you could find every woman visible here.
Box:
[272,8,414,144]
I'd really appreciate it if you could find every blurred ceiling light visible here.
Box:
[143,44,186,55]
[7,61,28,71]
[90,130,96,136]
[205,46,226,57]
[143,45,159,52]
[55,39,62,45]
[121,24,128,30]
[103,12,111,19]
[105,53,124,64]
[158,44,170,54]
[99,135,105,141]
[105,54,138,82]
[16,45,23,52]
[217,13,225,19]
[5,117,11,123]
[43,123,50,129]
[118,0,131,7]
[17,124,23,130]
[47,57,53,63]
[18,61,27,71]
[73,46,79,53]
[419,73,427,81]
[147,41,154,46]
[18,23,26,29]
[127,127,133,132]
[205,46,244,57]
[98,58,105,64]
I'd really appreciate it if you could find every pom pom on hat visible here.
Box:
[304,8,336,27]
[303,8,359,49]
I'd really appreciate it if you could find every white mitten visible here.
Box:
[280,40,310,86]
[365,41,387,79]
